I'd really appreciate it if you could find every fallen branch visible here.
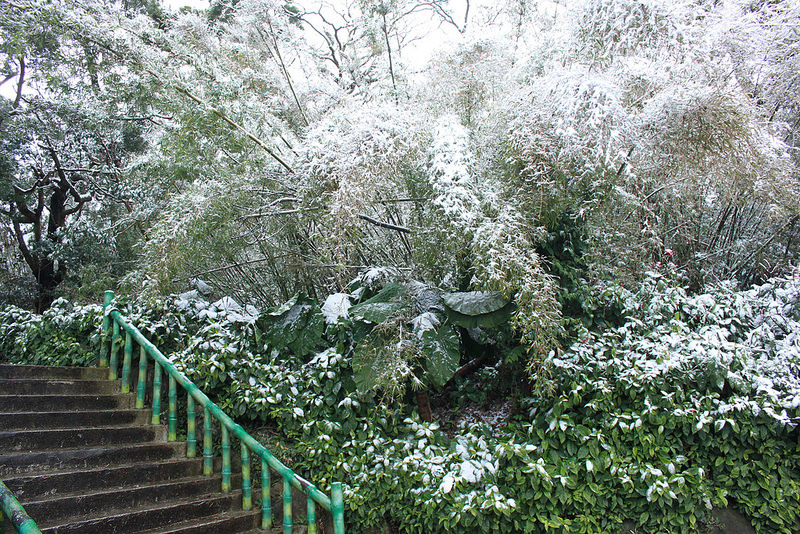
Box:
[453,355,487,379]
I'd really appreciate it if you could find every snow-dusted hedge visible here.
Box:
[0,299,101,367]
[1,272,798,533]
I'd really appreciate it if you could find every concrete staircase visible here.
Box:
[0,364,263,533]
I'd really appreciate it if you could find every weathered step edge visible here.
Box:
[0,378,120,395]
[0,364,108,380]
[0,442,187,477]
[3,458,203,500]
[0,393,135,412]
[38,491,245,534]
[0,409,150,431]
[23,475,240,524]
[0,425,166,451]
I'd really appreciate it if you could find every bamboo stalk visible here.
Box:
[136,345,147,409]
[168,376,177,441]
[109,321,120,380]
[204,408,213,475]
[152,362,162,425]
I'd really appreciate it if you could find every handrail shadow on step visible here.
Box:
[100,290,345,534]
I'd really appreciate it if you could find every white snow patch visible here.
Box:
[322,293,351,324]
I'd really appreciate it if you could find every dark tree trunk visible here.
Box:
[10,178,72,313]
[416,390,433,423]
[34,261,59,313]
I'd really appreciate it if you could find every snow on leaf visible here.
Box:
[322,293,351,324]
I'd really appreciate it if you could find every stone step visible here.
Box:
[0,364,108,380]
[137,510,262,534]
[0,409,149,431]
[0,393,135,412]
[0,442,186,477]
[0,378,119,395]
[2,363,266,533]
[23,475,238,525]
[38,492,244,534]
[0,425,165,452]
[3,458,204,501]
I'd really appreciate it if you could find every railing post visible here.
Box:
[283,475,292,534]
[187,395,196,457]
[136,345,147,409]
[307,497,317,534]
[152,362,162,425]
[331,482,345,534]
[168,376,177,441]
[241,443,252,510]
[261,459,272,529]
[109,320,120,380]
[121,332,133,394]
[221,426,231,492]
[99,290,114,367]
[203,408,213,476]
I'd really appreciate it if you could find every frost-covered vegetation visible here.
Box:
[2,0,800,532]
[2,271,800,532]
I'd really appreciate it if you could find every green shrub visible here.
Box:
[0,299,101,366]
[1,272,798,533]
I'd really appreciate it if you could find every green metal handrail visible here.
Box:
[99,291,345,534]
[1,480,42,534]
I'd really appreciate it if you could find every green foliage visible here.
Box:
[0,299,101,366]
[2,272,799,534]
[442,291,514,329]
[349,282,407,324]
[419,324,460,388]
[257,293,325,358]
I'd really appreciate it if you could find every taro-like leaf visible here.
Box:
[442,291,510,315]
[352,347,380,394]
[443,291,515,328]
[287,310,324,357]
[256,293,324,357]
[265,293,300,316]
[421,325,460,388]
[349,282,406,323]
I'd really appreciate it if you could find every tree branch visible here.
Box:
[260,20,309,127]
[12,55,24,110]
[11,184,39,223]
[173,84,294,173]
[357,213,412,233]
[12,218,37,274]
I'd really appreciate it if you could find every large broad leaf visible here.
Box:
[287,311,325,357]
[352,346,381,394]
[442,291,515,328]
[264,293,300,317]
[442,291,510,315]
[349,282,406,323]
[421,325,460,388]
[256,294,324,357]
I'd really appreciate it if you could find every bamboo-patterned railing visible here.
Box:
[100,291,345,534]
[0,480,42,534]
